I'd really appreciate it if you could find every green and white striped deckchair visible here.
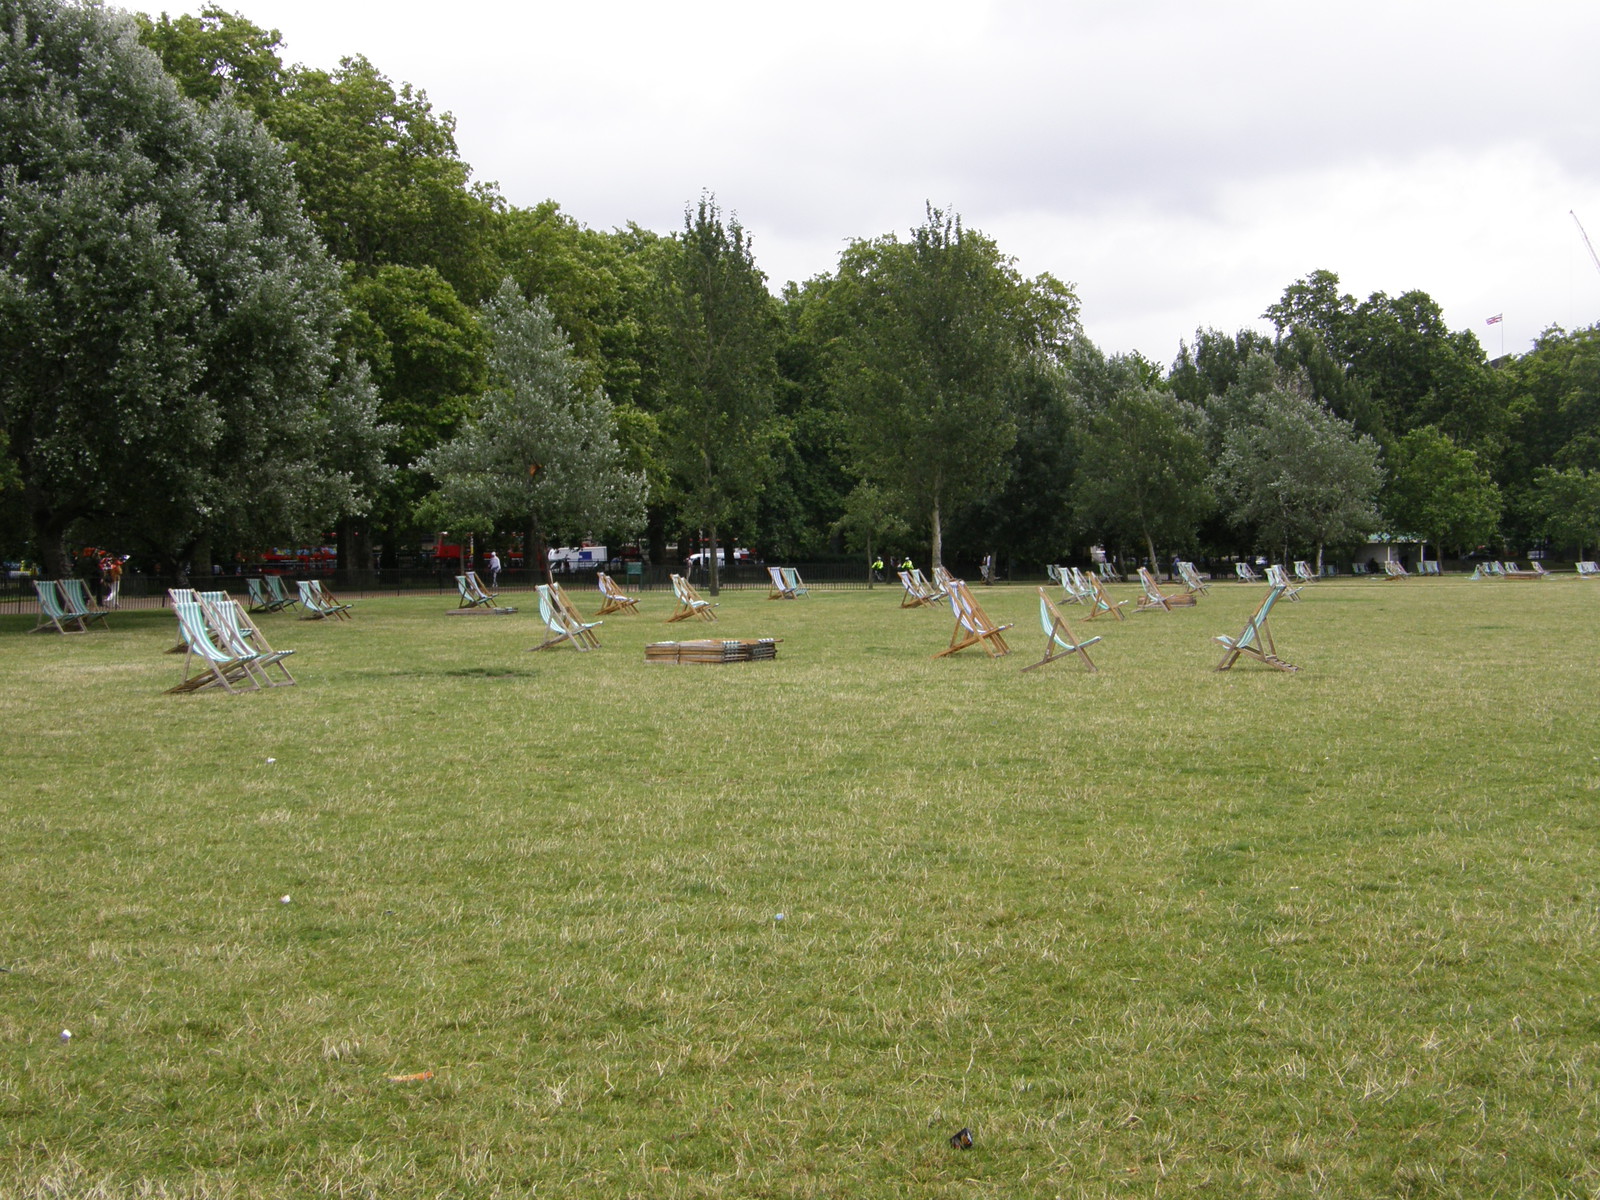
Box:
[1022,588,1101,673]
[767,565,797,599]
[780,567,809,597]
[167,598,261,694]
[667,574,718,622]
[1214,585,1298,672]
[246,577,281,612]
[1264,564,1304,601]
[1083,572,1128,622]
[531,584,602,651]
[264,574,299,611]
[32,580,88,633]
[1137,566,1196,612]
[200,592,295,686]
[57,577,109,627]
[1180,562,1211,595]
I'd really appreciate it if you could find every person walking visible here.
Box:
[487,550,502,589]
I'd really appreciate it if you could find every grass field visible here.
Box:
[2,576,1598,1198]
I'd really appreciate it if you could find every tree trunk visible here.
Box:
[708,524,721,596]
[930,496,943,570]
[1145,531,1159,579]
[527,513,551,586]
[1315,543,1325,576]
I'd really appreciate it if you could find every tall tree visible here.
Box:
[652,195,779,594]
[267,54,498,302]
[1213,378,1384,571]
[1385,426,1502,559]
[136,4,286,118]
[0,0,379,576]
[418,280,645,577]
[824,205,1077,567]
[1074,385,1212,571]
[1530,467,1600,560]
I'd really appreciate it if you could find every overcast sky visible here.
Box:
[143,0,1600,365]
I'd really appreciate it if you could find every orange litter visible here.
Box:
[386,1071,433,1083]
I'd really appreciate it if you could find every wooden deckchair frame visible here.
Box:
[167,598,262,694]
[667,574,718,622]
[1022,588,1101,673]
[935,578,1013,658]
[767,565,797,599]
[263,574,299,611]
[200,591,296,686]
[913,568,948,601]
[1179,562,1210,595]
[246,577,284,612]
[1136,566,1196,612]
[1214,585,1299,672]
[1083,572,1128,622]
[531,583,602,651]
[31,580,89,633]
[1264,564,1304,601]
[595,572,640,615]
[56,577,110,628]
[898,570,937,608]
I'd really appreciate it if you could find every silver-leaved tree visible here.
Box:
[418,279,646,579]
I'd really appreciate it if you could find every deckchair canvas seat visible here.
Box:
[1214,585,1299,672]
[1022,588,1101,672]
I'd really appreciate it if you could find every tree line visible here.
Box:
[5,0,1599,586]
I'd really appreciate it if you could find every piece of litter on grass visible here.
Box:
[387,1071,433,1083]
[948,1126,973,1149]
[280,895,291,905]
[265,758,276,765]
[60,1030,71,1042]
[773,913,785,922]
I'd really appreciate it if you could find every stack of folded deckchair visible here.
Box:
[645,638,780,664]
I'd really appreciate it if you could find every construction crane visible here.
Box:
[1573,210,1600,279]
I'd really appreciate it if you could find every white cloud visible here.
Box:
[142,0,1600,361]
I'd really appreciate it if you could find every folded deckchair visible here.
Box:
[1293,561,1318,586]
[1083,572,1129,622]
[780,567,809,597]
[1264,564,1304,601]
[1235,562,1261,583]
[596,572,641,615]
[1022,588,1101,673]
[1179,562,1210,595]
[1136,566,1197,612]
[531,583,602,651]
[264,574,299,612]
[1214,585,1299,672]
[667,574,718,622]
[767,565,797,599]
[56,577,110,628]
[200,591,295,686]
[935,578,1013,658]
[32,580,90,634]
[166,598,262,694]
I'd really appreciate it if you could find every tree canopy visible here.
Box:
[1,0,380,576]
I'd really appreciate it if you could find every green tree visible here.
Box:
[1531,467,1600,559]
[824,205,1077,568]
[1,0,379,576]
[1214,378,1384,572]
[1385,426,1502,559]
[652,195,780,594]
[267,54,497,302]
[1074,386,1212,571]
[136,4,285,118]
[418,279,645,579]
